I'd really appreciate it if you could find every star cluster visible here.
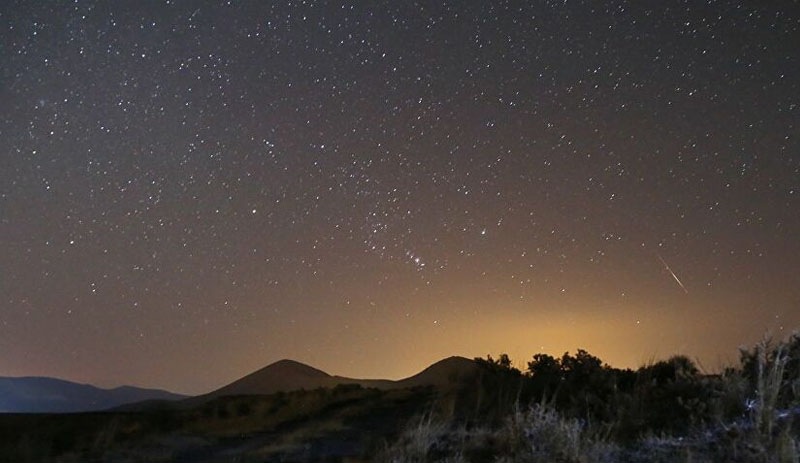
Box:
[1,1,798,394]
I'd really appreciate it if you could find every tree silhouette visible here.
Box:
[527,353,562,398]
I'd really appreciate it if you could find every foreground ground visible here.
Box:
[2,336,799,462]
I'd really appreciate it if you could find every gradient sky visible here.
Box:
[1,1,798,395]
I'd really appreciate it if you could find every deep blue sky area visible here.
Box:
[1,1,798,394]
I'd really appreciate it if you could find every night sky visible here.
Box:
[1,1,798,395]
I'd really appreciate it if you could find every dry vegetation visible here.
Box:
[378,334,800,463]
[0,384,431,462]
[0,334,798,462]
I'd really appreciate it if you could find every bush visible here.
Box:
[378,337,800,462]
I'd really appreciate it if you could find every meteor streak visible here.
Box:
[657,253,689,294]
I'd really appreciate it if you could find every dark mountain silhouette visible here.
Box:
[198,356,479,402]
[1,357,483,413]
[0,376,187,413]
[396,356,480,389]
[205,359,338,398]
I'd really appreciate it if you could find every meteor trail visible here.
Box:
[657,253,689,294]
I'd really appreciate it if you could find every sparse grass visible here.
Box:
[377,335,800,463]
[376,412,452,463]
[374,401,619,463]
[2,334,799,462]
[731,337,799,463]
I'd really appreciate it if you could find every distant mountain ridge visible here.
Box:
[0,376,187,413]
[394,356,479,388]
[199,356,480,401]
[2,357,483,413]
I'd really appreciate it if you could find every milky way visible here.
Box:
[1,1,798,394]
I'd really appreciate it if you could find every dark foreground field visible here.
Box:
[2,335,800,462]
[0,384,437,462]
